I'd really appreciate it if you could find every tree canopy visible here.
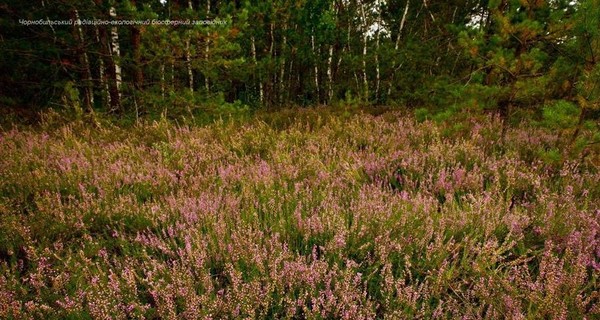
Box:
[1,0,599,122]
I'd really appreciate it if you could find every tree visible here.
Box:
[569,0,600,142]
[459,0,573,129]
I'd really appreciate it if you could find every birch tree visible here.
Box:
[387,0,410,98]
[109,5,122,112]
[359,0,369,101]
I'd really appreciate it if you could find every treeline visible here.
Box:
[1,0,599,119]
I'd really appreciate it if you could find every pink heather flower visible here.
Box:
[452,167,466,186]
[98,248,108,260]
[333,232,346,250]
[56,296,78,311]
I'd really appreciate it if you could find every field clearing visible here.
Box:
[1,110,599,319]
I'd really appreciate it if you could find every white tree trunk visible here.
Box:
[170,60,175,91]
[288,59,294,100]
[374,0,382,102]
[359,1,369,102]
[270,23,275,56]
[109,6,122,105]
[251,36,263,104]
[186,36,193,92]
[397,0,410,51]
[205,1,210,92]
[279,32,287,105]
[204,37,210,92]
[327,45,334,103]
[42,0,56,41]
[326,1,339,104]
[387,0,410,97]
[186,1,194,93]
[160,63,165,98]
[423,0,436,23]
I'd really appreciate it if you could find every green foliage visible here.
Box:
[1,0,539,113]
[414,107,430,123]
[538,147,563,166]
[60,81,84,118]
[542,100,580,130]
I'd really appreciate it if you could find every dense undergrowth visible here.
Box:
[0,108,599,319]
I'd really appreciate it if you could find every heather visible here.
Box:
[0,110,599,319]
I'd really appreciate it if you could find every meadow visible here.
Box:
[0,109,599,319]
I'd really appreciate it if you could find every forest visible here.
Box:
[1,0,600,319]
[1,0,598,119]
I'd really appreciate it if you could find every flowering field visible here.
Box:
[1,110,599,319]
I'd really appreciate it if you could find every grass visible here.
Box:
[0,107,599,319]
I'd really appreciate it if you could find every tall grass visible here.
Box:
[0,109,598,319]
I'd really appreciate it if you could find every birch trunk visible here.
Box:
[251,36,263,104]
[185,36,194,92]
[326,1,339,104]
[160,63,165,98]
[423,0,436,23]
[387,0,410,97]
[279,31,287,105]
[205,0,210,92]
[186,0,194,93]
[288,59,293,102]
[374,0,382,103]
[109,6,122,112]
[359,1,369,102]
[327,45,334,103]
[268,22,275,107]
[270,23,275,56]
[205,38,210,92]
[171,60,175,92]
